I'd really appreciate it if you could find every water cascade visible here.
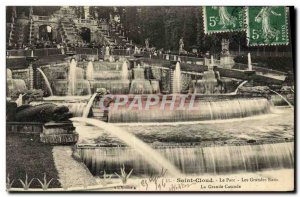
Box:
[82,93,98,118]
[15,94,23,107]
[37,68,54,96]
[248,53,252,71]
[7,68,12,79]
[234,81,248,94]
[129,65,153,94]
[78,142,293,176]
[6,69,28,96]
[172,62,182,94]
[71,117,182,177]
[86,61,94,81]
[269,89,294,109]
[194,57,217,94]
[89,61,130,94]
[121,61,129,80]
[108,97,271,123]
[68,58,77,96]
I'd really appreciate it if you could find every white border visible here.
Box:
[1,1,299,197]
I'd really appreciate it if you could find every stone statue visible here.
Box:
[145,38,150,50]
[105,46,110,56]
[221,38,230,56]
[179,37,184,53]
[7,103,73,123]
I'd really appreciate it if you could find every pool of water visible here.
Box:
[75,107,294,176]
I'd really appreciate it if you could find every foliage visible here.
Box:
[36,173,54,190]
[6,173,15,191]
[114,164,133,184]
[19,173,35,190]
[6,134,61,188]
[99,170,112,186]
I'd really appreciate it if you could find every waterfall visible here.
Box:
[86,61,94,81]
[15,94,23,107]
[68,59,77,96]
[7,69,12,79]
[248,53,252,71]
[234,81,248,94]
[10,79,27,92]
[172,62,182,94]
[108,98,271,123]
[82,93,98,118]
[71,117,182,177]
[269,89,294,109]
[121,61,128,80]
[37,68,54,96]
[78,142,294,176]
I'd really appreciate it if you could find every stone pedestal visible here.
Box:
[220,55,235,69]
[40,122,78,145]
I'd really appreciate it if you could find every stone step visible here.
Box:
[92,108,104,113]
[93,112,104,117]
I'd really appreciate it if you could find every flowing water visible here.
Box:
[75,106,294,177]
[68,59,77,96]
[86,61,94,81]
[234,81,248,94]
[172,62,181,94]
[108,98,271,123]
[7,79,27,92]
[37,68,54,96]
[269,89,294,109]
[78,142,294,176]
[71,117,182,177]
[82,93,98,118]
[15,94,23,107]
[121,61,129,80]
[129,65,153,94]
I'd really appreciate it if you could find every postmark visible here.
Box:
[246,6,289,46]
[203,6,244,34]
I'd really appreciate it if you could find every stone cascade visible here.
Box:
[59,18,83,44]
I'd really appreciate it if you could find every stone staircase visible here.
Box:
[59,18,83,45]
[103,22,135,48]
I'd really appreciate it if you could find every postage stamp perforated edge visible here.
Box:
[245,6,289,47]
[202,6,246,35]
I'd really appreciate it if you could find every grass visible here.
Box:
[6,133,61,189]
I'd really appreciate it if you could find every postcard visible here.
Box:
[6,6,295,192]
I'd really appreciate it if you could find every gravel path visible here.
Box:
[52,146,97,188]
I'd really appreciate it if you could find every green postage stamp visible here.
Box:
[246,6,289,46]
[203,6,244,34]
